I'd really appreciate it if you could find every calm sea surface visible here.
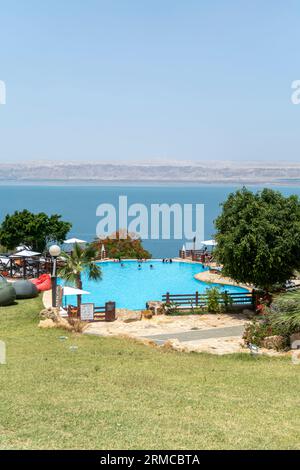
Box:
[1,184,300,257]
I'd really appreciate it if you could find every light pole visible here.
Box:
[192,236,196,261]
[49,244,61,308]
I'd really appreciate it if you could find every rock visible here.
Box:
[141,309,153,319]
[290,332,300,349]
[38,319,56,329]
[120,311,142,323]
[161,339,188,353]
[262,335,285,351]
[146,301,164,315]
[57,318,74,331]
[39,307,60,322]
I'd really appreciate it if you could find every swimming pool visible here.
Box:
[61,260,248,310]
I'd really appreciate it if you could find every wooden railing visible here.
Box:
[94,302,116,322]
[162,290,256,309]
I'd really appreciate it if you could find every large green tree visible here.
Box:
[94,230,151,259]
[214,188,300,290]
[0,210,72,252]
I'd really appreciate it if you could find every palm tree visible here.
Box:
[58,242,102,312]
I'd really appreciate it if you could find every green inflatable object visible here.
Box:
[0,283,16,306]
[13,280,38,299]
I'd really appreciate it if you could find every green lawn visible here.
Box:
[0,296,299,450]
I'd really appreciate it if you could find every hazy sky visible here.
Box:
[0,0,299,163]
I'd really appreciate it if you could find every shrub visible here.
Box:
[221,290,233,312]
[163,301,179,315]
[268,291,300,336]
[243,320,276,347]
[206,287,222,313]
[242,290,300,349]
[66,318,87,333]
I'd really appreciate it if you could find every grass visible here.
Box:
[0,296,299,450]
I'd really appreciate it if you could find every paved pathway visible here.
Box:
[141,325,245,344]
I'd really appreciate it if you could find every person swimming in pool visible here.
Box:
[138,264,142,270]
[150,264,154,269]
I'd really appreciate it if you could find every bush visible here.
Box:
[205,287,222,313]
[243,320,277,347]
[163,301,179,315]
[94,230,151,259]
[243,290,300,349]
[268,291,300,336]
[221,290,233,312]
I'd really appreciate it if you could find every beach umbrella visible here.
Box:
[62,286,91,308]
[181,244,186,251]
[62,286,90,296]
[10,249,41,258]
[201,239,217,247]
[64,238,87,244]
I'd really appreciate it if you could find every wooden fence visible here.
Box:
[162,290,256,309]
[94,302,116,322]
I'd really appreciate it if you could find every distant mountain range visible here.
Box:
[1,161,300,184]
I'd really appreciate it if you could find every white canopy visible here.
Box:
[62,286,90,296]
[201,239,217,247]
[10,249,41,258]
[64,238,87,244]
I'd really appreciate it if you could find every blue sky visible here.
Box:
[0,0,299,162]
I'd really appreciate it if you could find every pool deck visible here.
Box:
[194,270,252,291]
[84,313,250,355]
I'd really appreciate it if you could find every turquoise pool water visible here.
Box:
[61,260,248,310]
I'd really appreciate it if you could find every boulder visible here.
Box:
[13,280,38,299]
[39,307,60,322]
[262,335,285,351]
[146,301,165,315]
[141,309,153,319]
[119,311,142,323]
[38,318,56,328]
[162,339,188,353]
[290,332,300,349]
[57,317,74,331]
